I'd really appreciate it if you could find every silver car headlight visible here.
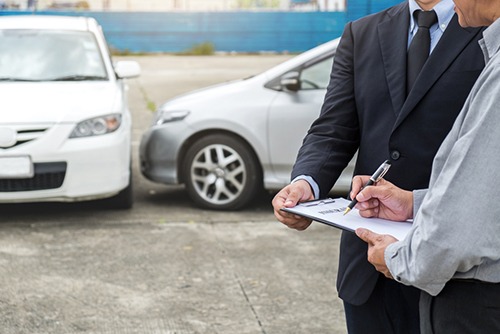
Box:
[69,114,122,138]
[154,109,190,125]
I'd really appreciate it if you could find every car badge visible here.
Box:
[0,127,17,148]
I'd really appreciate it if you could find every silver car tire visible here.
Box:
[182,134,262,210]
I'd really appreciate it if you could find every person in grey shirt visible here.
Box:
[352,0,500,332]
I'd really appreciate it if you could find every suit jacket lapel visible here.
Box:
[394,15,483,129]
[378,3,410,117]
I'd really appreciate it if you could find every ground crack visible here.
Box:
[211,223,267,334]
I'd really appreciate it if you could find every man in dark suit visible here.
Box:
[272,0,485,332]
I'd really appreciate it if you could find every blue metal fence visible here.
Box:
[0,1,402,53]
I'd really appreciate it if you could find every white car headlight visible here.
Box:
[70,114,122,138]
[155,110,190,125]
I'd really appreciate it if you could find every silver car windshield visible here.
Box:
[0,29,108,81]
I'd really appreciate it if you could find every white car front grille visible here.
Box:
[0,125,50,149]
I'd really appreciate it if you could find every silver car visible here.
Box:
[139,38,354,210]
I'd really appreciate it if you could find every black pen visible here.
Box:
[343,160,392,216]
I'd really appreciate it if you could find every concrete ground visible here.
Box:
[0,55,348,334]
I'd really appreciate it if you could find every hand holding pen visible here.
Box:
[343,160,392,216]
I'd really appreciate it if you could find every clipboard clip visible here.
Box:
[302,198,336,207]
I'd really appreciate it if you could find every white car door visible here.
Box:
[267,55,334,186]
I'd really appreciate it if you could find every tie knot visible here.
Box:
[414,10,438,29]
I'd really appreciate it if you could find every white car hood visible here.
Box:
[164,79,248,106]
[0,82,120,124]
[160,73,275,110]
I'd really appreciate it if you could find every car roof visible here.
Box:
[0,15,96,31]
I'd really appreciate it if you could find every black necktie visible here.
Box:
[407,10,438,93]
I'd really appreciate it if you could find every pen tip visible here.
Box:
[343,207,351,216]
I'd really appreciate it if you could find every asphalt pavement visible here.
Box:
[0,55,347,334]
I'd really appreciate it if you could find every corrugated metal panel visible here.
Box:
[0,11,346,52]
[99,11,347,53]
[346,0,403,22]
[0,1,402,53]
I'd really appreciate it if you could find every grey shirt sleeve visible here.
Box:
[412,189,427,218]
[384,57,500,296]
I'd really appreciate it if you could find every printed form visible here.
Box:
[281,197,412,240]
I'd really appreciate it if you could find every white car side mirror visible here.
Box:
[114,60,141,79]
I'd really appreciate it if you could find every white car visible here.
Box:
[140,38,355,210]
[0,15,140,208]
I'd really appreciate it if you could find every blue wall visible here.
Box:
[1,1,402,53]
[347,0,403,22]
[95,11,348,53]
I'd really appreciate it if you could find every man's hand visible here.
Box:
[355,228,398,279]
[350,176,414,221]
[272,179,315,231]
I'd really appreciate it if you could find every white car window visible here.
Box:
[0,30,107,81]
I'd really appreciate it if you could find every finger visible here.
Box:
[274,204,303,220]
[382,270,394,280]
[273,206,291,221]
[272,190,288,209]
[282,217,313,231]
[355,228,378,244]
[355,198,380,217]
[273,206,309,224]
[356,183,386,203]
[357,207,380,218]
[350,175,370,199]
[290,219,313,231]
[356,198,379,210]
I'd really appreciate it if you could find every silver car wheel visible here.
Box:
[183,134,262,210]
[190,143,246,205]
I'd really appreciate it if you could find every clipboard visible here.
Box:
[281,197,412,240]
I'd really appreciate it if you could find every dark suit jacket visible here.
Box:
[291,3,485,305]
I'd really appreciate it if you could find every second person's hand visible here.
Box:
[350,175,414,222]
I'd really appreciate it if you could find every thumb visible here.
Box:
[283,191,302,207]
[284,182,313,207]
[355,228,376,244]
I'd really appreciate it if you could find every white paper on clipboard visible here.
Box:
[281,197,412,240]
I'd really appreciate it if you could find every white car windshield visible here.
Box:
[0,29,108,81]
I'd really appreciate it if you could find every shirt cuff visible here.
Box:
[384,242,402,281]
[412,189,428,217]
[385,240,447,296]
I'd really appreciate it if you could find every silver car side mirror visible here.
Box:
[280,71,300,92]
